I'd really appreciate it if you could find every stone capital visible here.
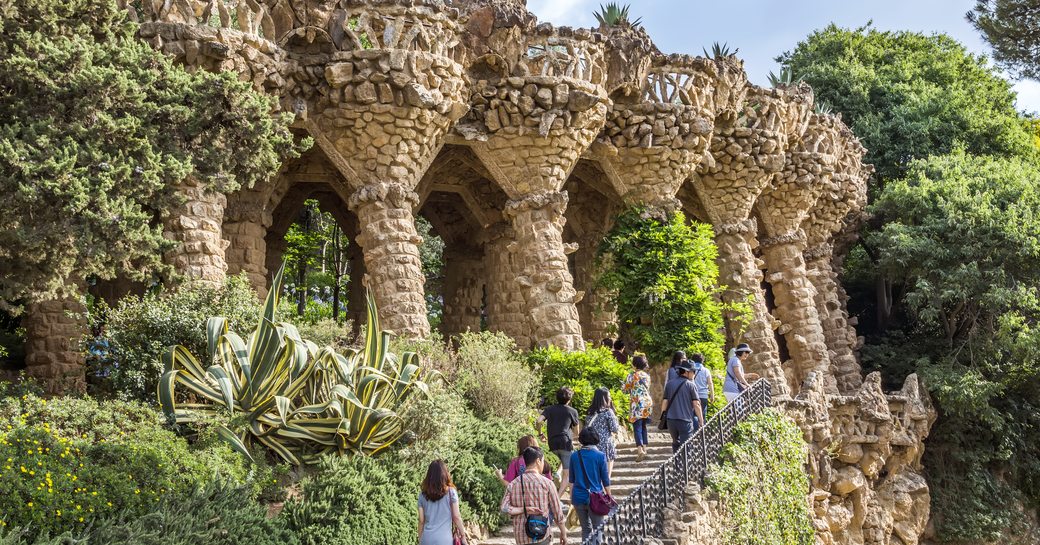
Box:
[713,218,757,237]
[502,190,569,221]
[347,182,421,211]
[760,229,807,249]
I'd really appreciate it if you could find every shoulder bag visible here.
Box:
[658,377,684,430]
[577,449,617,516]
[726,364,747,393]
[519,473,550,541]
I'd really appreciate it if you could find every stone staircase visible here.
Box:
[479,434,673,545]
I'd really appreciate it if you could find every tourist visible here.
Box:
[536,387,581,496]
[621,354,653,462]
[600,337,614,349]
[496,435,554,485]
[723,343,753,404]
[689,353,714,430]
[611,339,628,364]
[666,350,686,385]
[569,428,611,541]
[585,387,619,475]
[501,447,567,545]
[418,460,467,545]
[660,360,703,453]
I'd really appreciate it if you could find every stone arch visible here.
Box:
[564,159,622,342]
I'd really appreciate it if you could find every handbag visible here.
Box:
[519,473,550,541]
[726,365,747,393]
[577,449,617,516]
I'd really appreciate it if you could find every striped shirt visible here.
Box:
[501,471,564,544]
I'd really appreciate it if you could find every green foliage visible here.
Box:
[280,452,423,545]
[87,276,262,400]
[593,3,642,28]
[703,42,738,59]
[453,331,539,421]
[969,0,1040,81]
[598,209,731,366]
[528,346,630,418]
[778,24,1036,186]
[707,408,814,545]
[160,265,433,464]
[767,65,802,88]
[866,152,1040,541]
[416,216,446,327]
[0,394,265,540]
[0,0,301,311]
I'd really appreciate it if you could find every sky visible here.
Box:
[524,0,1040,114]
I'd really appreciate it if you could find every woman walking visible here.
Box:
[495,435,554,485]
[585,387,620,475]
[724,343,753,404]
[666,350,686,385]
[418,460,467,545]
[621,355,653,462]
[569,428,611,541]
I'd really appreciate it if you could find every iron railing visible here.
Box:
[584,379,773,545]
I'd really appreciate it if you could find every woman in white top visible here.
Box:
[722,343,752,404]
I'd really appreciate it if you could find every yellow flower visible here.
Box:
[26,502,32,508]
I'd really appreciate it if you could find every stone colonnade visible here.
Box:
[26,1,870,400]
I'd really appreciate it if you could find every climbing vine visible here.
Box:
[707,408,815,545]
[597,208,738,366]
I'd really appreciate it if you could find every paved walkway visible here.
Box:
[479,433,673,545]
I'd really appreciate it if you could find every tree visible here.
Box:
[597,209,734,366]
[777,24,1035,187]
[0,0,300,312]
[969,0,1040,80]
[865,152,1040,542]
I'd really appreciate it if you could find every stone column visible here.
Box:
[163,180,229,286]
[440,248,485,339]
[756,114,839,393]
[23,295,87,394]
[573,235,616,342]
[346,183,430,338]
[484,224,531,348]
[501,191,585,350]
[347,244,366,339]
[223,189,271,295]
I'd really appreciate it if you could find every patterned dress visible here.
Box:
[586,409,620,461]
[622,370,653,423]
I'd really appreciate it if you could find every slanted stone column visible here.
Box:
[440,248,485,339]
[466,27,609,350]
[573,234,615,342]
[757,113,838,393]
[163,180,228,286]
[347,245,366,338]
[802,131,870,392]
[23,295,87,394]
[346,183,430,337]
[692,86,793,396]
[484,224,531,348]
[224,189,271,295]
[303,3,469,338]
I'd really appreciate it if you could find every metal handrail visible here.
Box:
[584,379,773,545]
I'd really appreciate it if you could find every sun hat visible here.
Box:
[676,360,695,373]
[735,343,753,354]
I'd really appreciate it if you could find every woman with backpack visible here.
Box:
[417,460,467,545]
[569,428,612,541]
[585,387,620,476]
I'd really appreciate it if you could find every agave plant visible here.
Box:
[158,264,432,465]
[703,42,739,59]
[814,100,834,115]
[767,65,803,88]
[593,3,642,28]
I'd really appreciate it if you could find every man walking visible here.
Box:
[501,447,568,545]
[536,387,580,496]
[660,360,704,453]
[689,353,714,430]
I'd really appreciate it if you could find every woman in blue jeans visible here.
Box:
[570,428,611,541]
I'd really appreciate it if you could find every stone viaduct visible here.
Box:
[18,2,939,544]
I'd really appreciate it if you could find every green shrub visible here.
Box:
[453,331,539,421]
[88,276,261,400]
[528,346,630,418]
[706,408,814,545]
[280,453,422,545]
[0,395,269,540]
[597,209,735,368]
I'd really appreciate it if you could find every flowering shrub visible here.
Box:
[528,346,630,418]
[0,394,269,539]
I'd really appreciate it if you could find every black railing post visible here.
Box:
[638,487,647,537]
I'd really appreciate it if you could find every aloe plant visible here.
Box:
[704,42,738,59]
[157,264,432,465]
[768,65,802,88]
[593,3,642,28]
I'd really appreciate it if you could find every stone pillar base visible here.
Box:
[24,296,87,394]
